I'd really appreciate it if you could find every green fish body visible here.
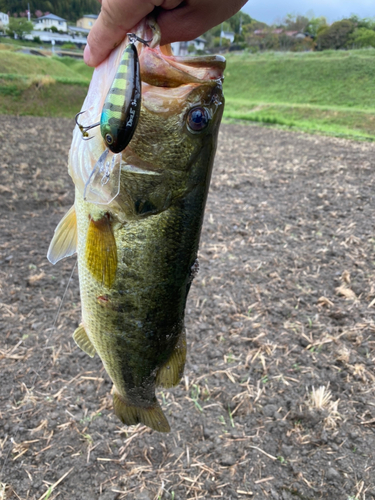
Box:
[48,22,225,432]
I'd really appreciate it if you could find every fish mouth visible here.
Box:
[139,46,226,88]
[137,18,225,87]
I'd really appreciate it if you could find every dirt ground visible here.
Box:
[1,116,375,500]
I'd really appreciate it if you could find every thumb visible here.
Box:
[84,0,156,67]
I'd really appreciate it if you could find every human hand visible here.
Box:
[84,0,248,67]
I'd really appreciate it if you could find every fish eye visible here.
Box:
[187,107,210,133]
[105,134,113,145]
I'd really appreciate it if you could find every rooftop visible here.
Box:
[36,13,66,22]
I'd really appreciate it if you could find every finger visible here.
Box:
[85,0,157,67]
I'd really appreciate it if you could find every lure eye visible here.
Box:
[105,134,113,145]
[187,107,210,132]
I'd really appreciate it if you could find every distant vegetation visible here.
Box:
[0,0,100,22]
[202,12,375,53]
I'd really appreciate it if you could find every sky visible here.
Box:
[241,0,375,25]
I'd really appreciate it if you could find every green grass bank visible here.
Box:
[224,49,375,139]
[0,49,92,117]
[1,47,375,139]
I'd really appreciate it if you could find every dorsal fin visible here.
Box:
[85,213,117,288]
[47,205,77,264]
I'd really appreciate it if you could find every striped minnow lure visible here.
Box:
[100,33,142,153]
[76,33,147,152]
[75,33,148,205]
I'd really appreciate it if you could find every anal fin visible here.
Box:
[73,324,96,358]
[113,391,170,433]
[85,213,117,288]
[156,330,186,388]
[47,205,77,264]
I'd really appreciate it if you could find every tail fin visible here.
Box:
[113,391,170,433]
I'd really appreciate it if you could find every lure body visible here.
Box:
[100,41,141,154]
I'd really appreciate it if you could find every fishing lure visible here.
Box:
[76,33,147,152]
[75,33,149,204]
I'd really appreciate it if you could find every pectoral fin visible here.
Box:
[156,330,186,388]
[73,324,96,357]
[113,391,170,432]
[47,205,77,264]
[85,214,117,288]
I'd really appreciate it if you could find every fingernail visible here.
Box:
[83,42,91,65]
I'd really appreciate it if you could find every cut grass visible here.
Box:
[0,78,87,117]
[224,99,375,140]
[224,50,375,109]
[223,49,375,140]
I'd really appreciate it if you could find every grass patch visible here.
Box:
[223,50,375,140]
[224,50,375,109]
[224,100,375,140]
[0,37,55,50]
[51,56,94,81]
[0,78,87,117]
[0,50,91,82]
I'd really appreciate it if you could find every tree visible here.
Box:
[348,15,375,30]
[305,16,328,37]
[283,13,309,32]
[0,0,101,22]
[315,20,355,50]
[6,17,33,39]
[226,10,252,34]
[348,27,375,48]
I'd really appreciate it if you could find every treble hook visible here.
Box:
[75,111,100,141]
[127,33,151,46]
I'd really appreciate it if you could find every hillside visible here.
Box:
[224,49,375,139]
[0,50,92,117]
[0,50,92,82]
[1,48,375,139]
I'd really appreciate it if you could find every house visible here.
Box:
[284,31,299,37]
[254,29,283,36]
[220,31,235,43]
[0,12,9,29]
[77,14,98,30]
[192,37,206,51]
[171,37,207,56]
[34,13,68,32]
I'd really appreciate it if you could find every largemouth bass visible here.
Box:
[48,18,225,432]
